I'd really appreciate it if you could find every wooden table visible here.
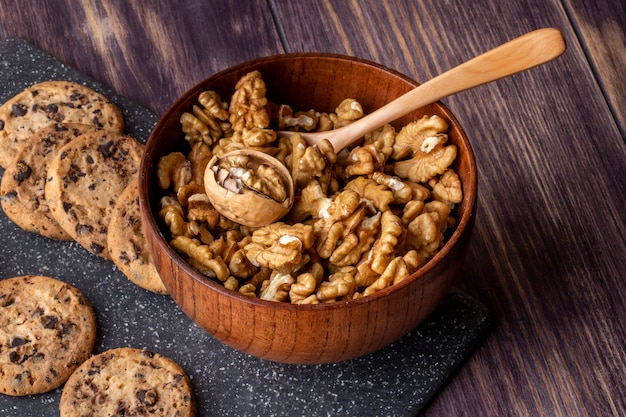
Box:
[1,1,624,416]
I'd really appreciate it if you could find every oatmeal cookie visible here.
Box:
[45,129,144,259]
[0,275,97,396]
[0,80,124,168]
[107,178,167,294]
[59,347,196,417]
[0,123,99,240]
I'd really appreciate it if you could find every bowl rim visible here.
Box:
[139,52,477,311]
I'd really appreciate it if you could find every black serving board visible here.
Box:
[0,37,492,417]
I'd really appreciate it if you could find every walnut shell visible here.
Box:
[203,149,294,227]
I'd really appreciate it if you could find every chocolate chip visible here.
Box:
[9,351,20,363]
[137,389,158,406]
[70,92,84,101]
[93,116,102,127]
[13,161,32,184]
[116,402,127,416]
[0,120,4,130]
[42,136,56,149]
[86,380,99,393]
[1,297,15,307]
[87,366,101,376]
[99,140,114,157]
[10,337,29,347]
[76,224,93,236]
[41,315,59,329]
[51,111,65,122]
[119,252,131,264]
[3,190,17,200]
[86,155,94,164]
[13,371,26,383]
[63,202,73,212]
[62,322,77,336]
[68,164,86,183]
[90,243,104,254]
[141,350,156,358]
[11,103,27,116]
[46,103,59,113]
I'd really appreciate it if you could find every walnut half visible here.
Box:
[203,149,294,227]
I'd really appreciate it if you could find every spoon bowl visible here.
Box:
[203,149,294,227]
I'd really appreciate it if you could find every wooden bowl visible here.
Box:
[139,53,477,364]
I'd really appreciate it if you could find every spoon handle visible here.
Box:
[329,27,566,152]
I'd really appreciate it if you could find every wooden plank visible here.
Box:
[563,0,626,135]
[0,0,284,114]
[271,1,626,416]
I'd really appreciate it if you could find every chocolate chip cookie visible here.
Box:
[59,347,196,417]
[0,275,97,396]
[44,129,144,259]
[107,178,167,294]
[0,80,125,168]
[0,123,99,240]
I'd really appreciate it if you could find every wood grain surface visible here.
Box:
[1,0,624,416]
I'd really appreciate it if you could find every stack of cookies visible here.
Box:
[0,80,166,294]
[0,82,195,415]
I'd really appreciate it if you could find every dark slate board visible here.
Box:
[0,37,492,417]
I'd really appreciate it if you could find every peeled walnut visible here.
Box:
[363,256,409,296]
[197,90,230,121]
[369,211,405,274]
[157,152,191,191]
[277,105,318,131]
[429,169,463,204]
[317,267,357,302]
[391,115,449,160]
[203,149,294,227]
[405,212,445,260]
[229,70,270,133]
[344,177,394,212]
[170,236,229,282]
[259,272,294,302]
[288,272,319,304]
[244,222,314,274]
[363,124,395,161]
[329,211,381,267]
[188,142,212,186]
[329,98,364,129]
[287,134,334,191]
[371,172,413,204]
[344,145,385,176]
[393,144,458,184]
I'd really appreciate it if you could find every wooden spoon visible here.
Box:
[205,27,566,227]
[277,27,566,151]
